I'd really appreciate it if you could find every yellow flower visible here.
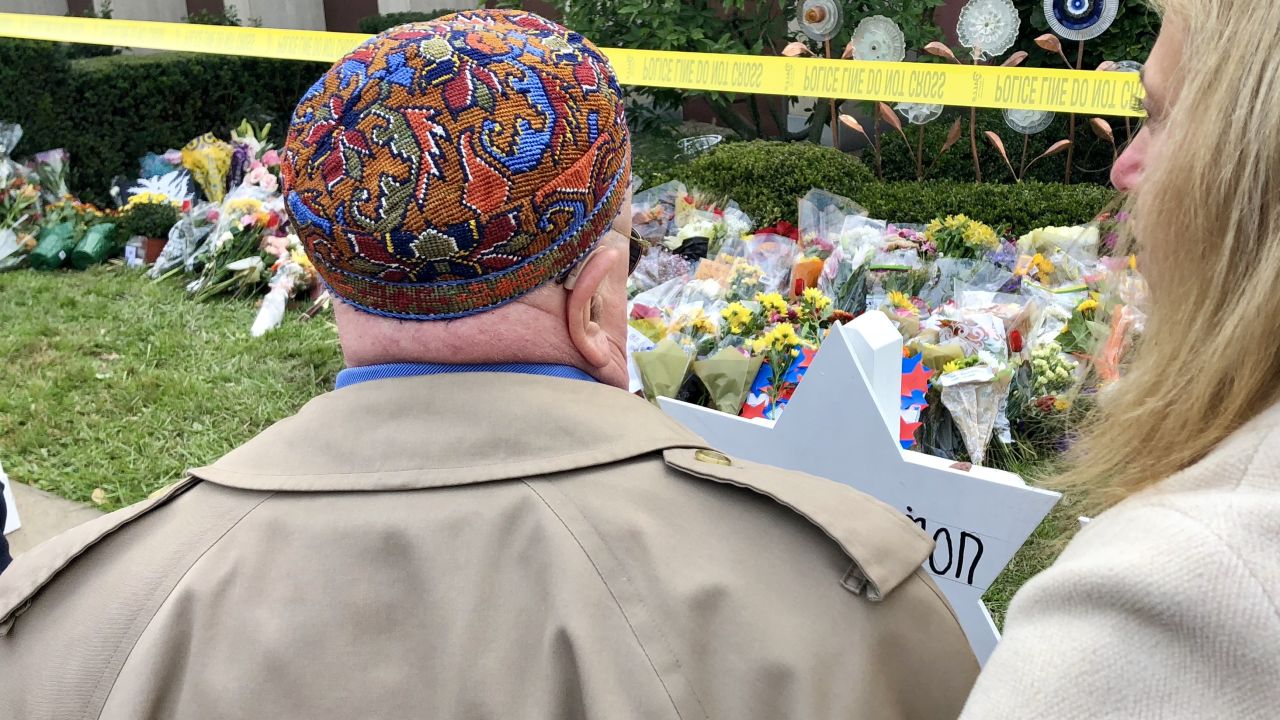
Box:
[942,359,963,374]
[125,191,178,209]
[801,287,832,312]
[1053,397,1072,412]
[1128,254,1138,271]
[671,308,716,338]
[1031,253,1055,277]
[225,198,265,216]
[1076,297,1100,316]
[962,220,1000,250]
[887,291,918,315]
[721,302,753,334]
[751,322,802,355]
[755,292,788,315]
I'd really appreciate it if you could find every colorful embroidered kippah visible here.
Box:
[282,10,630,319]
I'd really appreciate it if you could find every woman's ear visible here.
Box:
[565,244,624,371]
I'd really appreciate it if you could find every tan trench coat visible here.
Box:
[0,373,977,719]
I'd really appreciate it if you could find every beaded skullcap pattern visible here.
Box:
[282,10,630,319]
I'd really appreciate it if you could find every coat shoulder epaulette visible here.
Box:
[663,448,933,600]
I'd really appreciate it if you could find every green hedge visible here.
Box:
[0,40,72,159]
[856,180,1117,231]
[0,39,324,204]
[874,106,1126,187]
[658,141,877,226]
[357,10,461,34]
[639,139,1116,230]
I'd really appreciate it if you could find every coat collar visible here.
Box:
[189,373,711,492]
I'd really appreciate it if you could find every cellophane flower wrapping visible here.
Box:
[180,133,233,203]
[628,246,692,297]
[0,123,24,189]
[693,346,764,415]
[30,149,69,204]
[149,202,217,278]
[631,180,685,241]
[633,337,694,403]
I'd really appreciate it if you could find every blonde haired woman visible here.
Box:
[961,3,1280,718]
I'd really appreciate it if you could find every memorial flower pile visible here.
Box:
[627,182,1144,469]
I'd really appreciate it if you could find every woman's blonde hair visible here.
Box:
[1059,0,1280,513]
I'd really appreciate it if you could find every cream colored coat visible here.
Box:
[0,373,978,719]
[962,402,1280,719]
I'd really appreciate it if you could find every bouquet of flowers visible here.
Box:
[181,132,234,203]
[1014,225,1100,292]
[631,180,684,241]
[30,149,69,203]
[925,214,1001,260]
[188,195,283,301]
[250,234,317,336]
[0,175,41,271]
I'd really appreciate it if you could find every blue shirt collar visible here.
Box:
[335,362,598,390]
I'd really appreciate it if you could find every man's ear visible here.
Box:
[565,244,623,371]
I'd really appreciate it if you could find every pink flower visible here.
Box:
[250,160,264,172]
[206,209,220,223]
[246,166,280,194]
[261,149,280,167]
[241,214,257,229]
[262,234,289,259]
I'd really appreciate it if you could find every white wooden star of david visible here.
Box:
[660,312,1061,664]
[2,461,19,536]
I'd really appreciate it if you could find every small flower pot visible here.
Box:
[142,236,168,264]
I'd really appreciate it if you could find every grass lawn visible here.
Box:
[0,265,1067,620]
[0,265,342,510]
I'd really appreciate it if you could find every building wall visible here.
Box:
[235,0,326,30]
[107,0,186,22]
[1,0,70,14]
[377,0,477,14]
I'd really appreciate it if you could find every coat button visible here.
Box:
[694,449,732,466]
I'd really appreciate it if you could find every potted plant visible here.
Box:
[121,195,180,265]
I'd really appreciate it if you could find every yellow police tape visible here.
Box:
[0,12,1143,117]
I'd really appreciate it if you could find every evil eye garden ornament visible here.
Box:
[896,103,945,125]
[799,0,843,43]
[957,0,1021,61]
[1044,0,1119,42]
[848,15,906,62]
[1004,108,1056,135]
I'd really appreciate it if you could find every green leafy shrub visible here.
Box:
[358,10,462,34]
[121,201,179,239]
[855,180,1116,231]
[517,0,943,140]
[1013,0,1159,69]
[662,140,876,225]
[0,40,325,204]
[874,107,1126,187]
[185,4,260,27]
[64,0,120,60]
[638,139,1116,230]
[0,40,70,154]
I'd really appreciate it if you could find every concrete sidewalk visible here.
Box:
[6,482,103,557]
